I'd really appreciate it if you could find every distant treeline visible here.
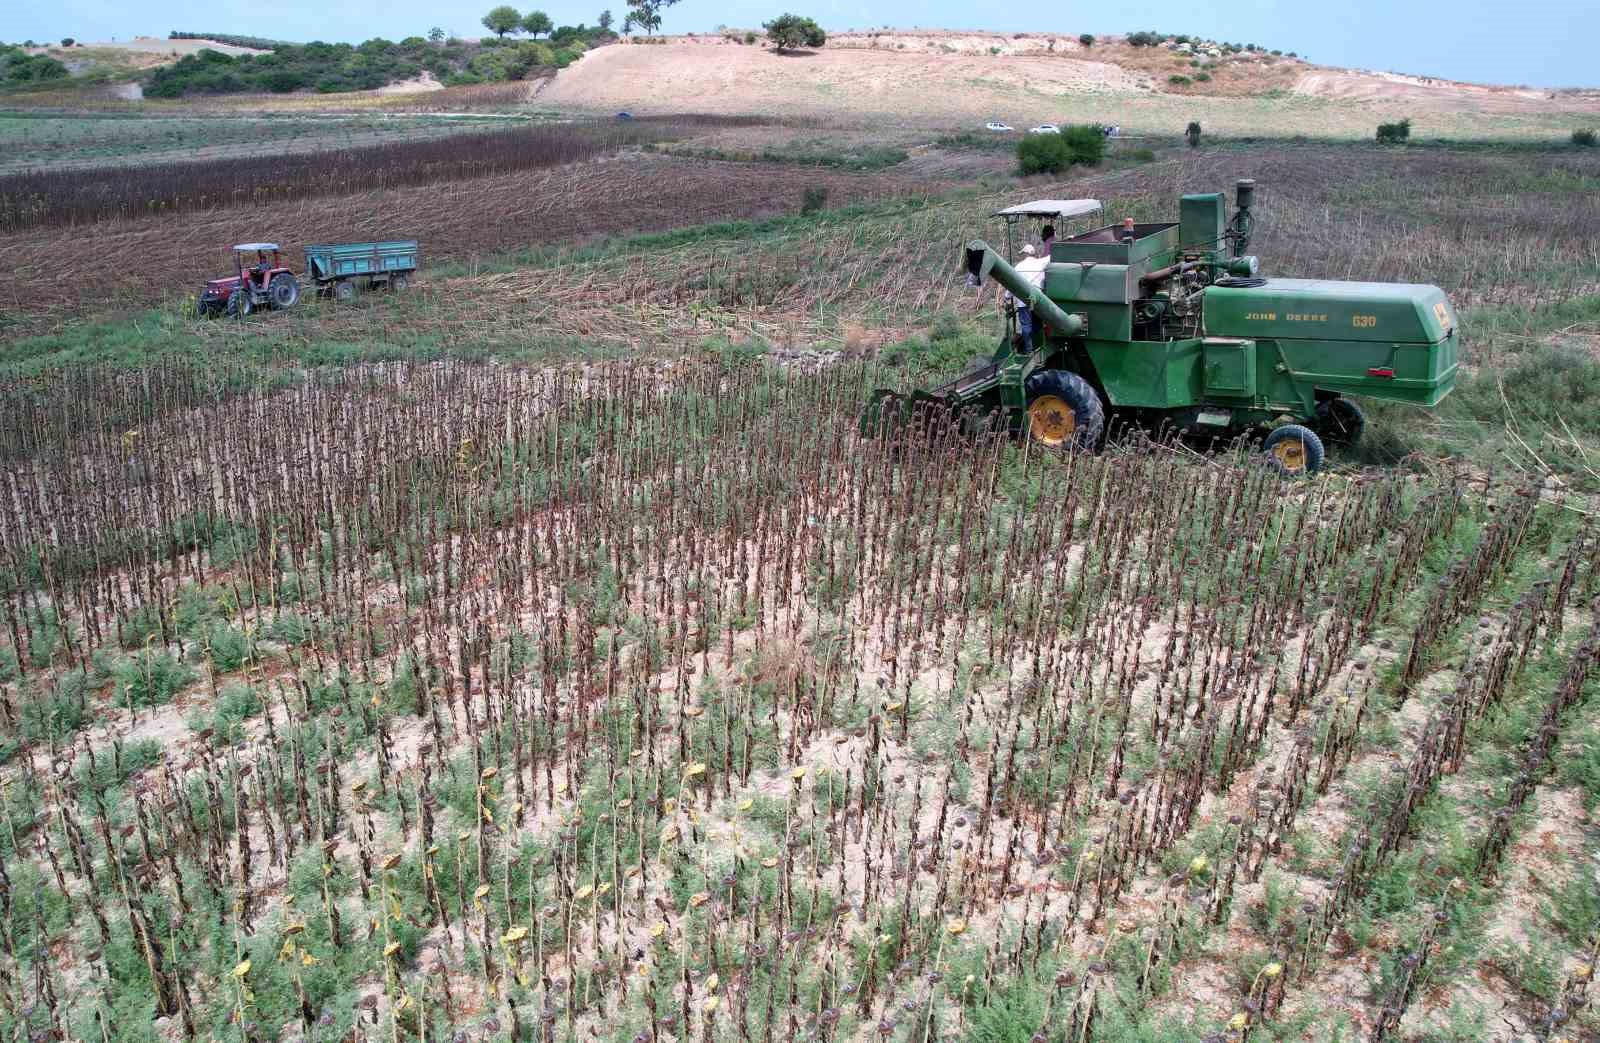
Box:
[147,29,613,96]
[167,32,294,50]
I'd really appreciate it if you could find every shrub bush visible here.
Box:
[1078,33,1094,47]
[146,29,602,95]
[1168,74,1191,86]
[114,650,197,708]
[0,45,69,87]
[60,38,75,48]
[1186,120,1202,147]
[1573,129,1598,148]
[1376,118,1412,144]
[800,186,829,214]
[763,13,826,52]
[1016,124,1105,174]
[1194,71,1211,82]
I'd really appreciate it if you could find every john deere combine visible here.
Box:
[864,180,1459,474]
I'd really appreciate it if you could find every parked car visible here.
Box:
[1028,124,1060,135]
[984,120,1014,132]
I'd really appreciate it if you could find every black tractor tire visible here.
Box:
[195,299,216,319]
[1261,424,1326,477]
[390,273,410,292]
[1314,397,1366,447]
[269,273,300,309]
[1023,369,1105,451]
[226,290,252,319]
[333,279,356,303]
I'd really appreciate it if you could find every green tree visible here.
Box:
[1078,33,1094,47]
[763,13,825,51]
[624,0,679,36]
[522,10,553,37]
[60,37,75,47]
[598,9,613,30]
[428,26,447,44]
[481,5,523,38]
[1185,120,1202,148]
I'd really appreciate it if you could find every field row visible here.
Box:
[0,358,1595,1041]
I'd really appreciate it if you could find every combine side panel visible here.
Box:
[1204,279,1458,407]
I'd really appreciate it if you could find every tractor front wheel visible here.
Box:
[269,274,300,309]
[226,290,252,320]
[1023,370,1105,451]
[1261,424,1325,477]
[1314,397,1365,447]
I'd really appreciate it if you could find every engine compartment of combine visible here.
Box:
[1031,185,1458,424]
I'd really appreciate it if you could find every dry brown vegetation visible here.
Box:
[0,352,1597,1043]
[0,151,946,328]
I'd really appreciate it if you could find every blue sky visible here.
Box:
[12,0,1591,88]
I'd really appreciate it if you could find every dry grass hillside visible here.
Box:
[541,32,1599,139]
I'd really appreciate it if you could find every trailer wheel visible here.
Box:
[333,280,356,303]
[269,274,300,309]
[1023,370,1105,451]
[1261,424,1325,477]
[391,273,410,292]
[1314,398,1365,447]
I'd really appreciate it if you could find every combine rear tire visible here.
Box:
[1261,424,1325,477]
[1024,370,1104,451]
[1314,397,1365,447]
[270,274,300,309]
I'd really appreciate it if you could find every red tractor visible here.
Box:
[195,243,302,318]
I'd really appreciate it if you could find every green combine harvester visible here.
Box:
[864,180,1459,474]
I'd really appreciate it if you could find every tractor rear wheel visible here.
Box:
[1023,370,1105,451]
[1314,397,1365,447]
[1261,424,1325,477]
[269,274,300,309]
[333,280,356,303]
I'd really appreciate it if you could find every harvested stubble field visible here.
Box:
[0,150,946,329]
[0,353,1599,1043]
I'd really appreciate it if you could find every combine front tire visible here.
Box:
[1261,424,1325,477]
[270,274,300,309]
[1314,397,1365,447]
[1024,370,1104,451]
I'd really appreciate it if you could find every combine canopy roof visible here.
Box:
[233,242,280,252]
[992,200,1102,220]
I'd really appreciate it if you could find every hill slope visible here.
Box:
[541,31,1599,138]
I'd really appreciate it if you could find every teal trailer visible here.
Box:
[304,240,419,301]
